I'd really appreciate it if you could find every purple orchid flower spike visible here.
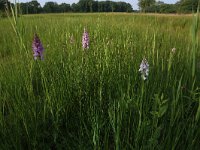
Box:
[32,34,44,60]
[82,28,89,49]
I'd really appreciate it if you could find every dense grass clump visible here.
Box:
[0,13,200,149]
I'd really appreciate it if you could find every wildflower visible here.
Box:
[82,28,89,49]
[32,34,44,60]
[139,58,149,80]
[171,48,176,53]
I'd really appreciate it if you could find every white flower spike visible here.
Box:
[172,48,176,53]
[139,58,149,80]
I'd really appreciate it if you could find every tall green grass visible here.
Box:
[0,13,200,149]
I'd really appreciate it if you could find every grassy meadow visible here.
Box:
[0,13,200,149]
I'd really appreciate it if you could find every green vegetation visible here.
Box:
[138,0,156,12]
[138,0,200,13]
[1,0,199,15]
[3,0,132,15]
[0,13,200,149]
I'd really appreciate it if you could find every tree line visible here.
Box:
[0,0,133,15]
[0,0,199,16]
[138,0,200,13]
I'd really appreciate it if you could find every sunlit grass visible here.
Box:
[0,13,200,149]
